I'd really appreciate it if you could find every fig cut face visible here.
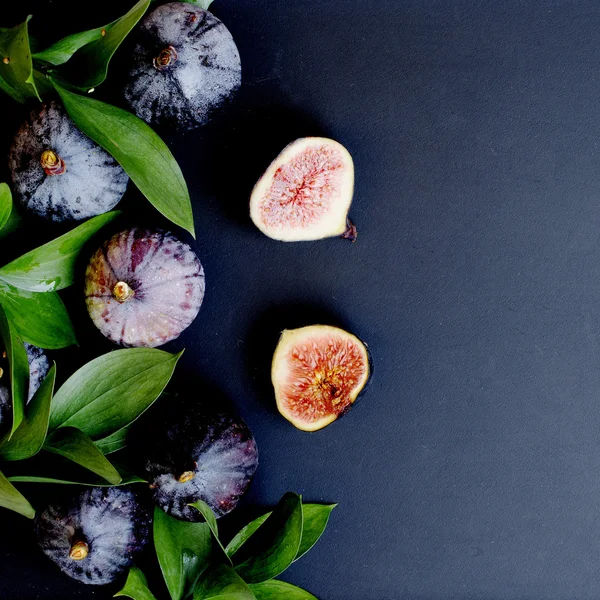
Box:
[250,138,356,242]
[272,325,370,431]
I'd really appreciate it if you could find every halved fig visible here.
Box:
[250,138,356,242]
[272,325,371,431]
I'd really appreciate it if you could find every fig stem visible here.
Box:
[113,281,135,303]
[341,218,357,242]
[0,367,3,379]
[40,150,66,176]
[69,541,89,561]
[154,46,178,71]
[177,471,195,483]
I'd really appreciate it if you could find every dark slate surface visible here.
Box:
[2,0,600,598]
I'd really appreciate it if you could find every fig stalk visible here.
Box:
[69,541,89,561]
[153,46,178,71]
[113,281,135,303]
[177,471,195,483]
[40,149,66,176]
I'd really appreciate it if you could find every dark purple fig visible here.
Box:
[9,102,129,222]
[123,2,241,130]
[35,486,150,586]
[84,228,205,348]
[142,403,258,521]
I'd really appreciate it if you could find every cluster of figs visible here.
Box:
[2,0,372,587]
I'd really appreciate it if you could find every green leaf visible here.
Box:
[0,364,56,461]
[51,0,149,90]
[232,493,303,584]
[0,183,12,232]
[193,564,256,600]
[33,27,107,66]
[0,282,76,349]
[95,425,130,454]
[53,82,195,237]
[0,304,29,436]
[190,500,231,563]
[179,0,215,8]
[115,567,158,600]
[44,427,122,485]
[0,469,35,518]
[49,348,182,439]
[226,514,270,557]
[295,504,336,561]
[0,211,120,292]
[8,473,145,486]
[249,581,317,600]
[154,506,213,600]
[0,17,40,102]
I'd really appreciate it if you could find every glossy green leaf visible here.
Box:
[226,503,335,562]
[53,82,195,237]
[44,427,122,484]
[179,0,215,7]
[95,425,130,455]
[0,17,40,102]
[49,348,182,439]
[0,211,120,292]
[249,581,317,600]
[0,364,56,461]
[154,506,213,600]
[190,500,231,563]
[193,564,256,600]
[0,469,35,518]
[54,0,149,90]
[232,493,303,584]
[226,513,269,557]
[8,473,145,486]
[0,304,29,436]
[0,283,76,349]
[0,183,12,232]
[33,27,108,66]
[115,567,158,600]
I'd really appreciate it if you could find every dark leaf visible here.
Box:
[0,469,35,518]
[193,564,256,600]
[190,500,231,563]
[114,567,158,600]
[249,580,317,600]
[95,425,130,455]
[8,473,144,486]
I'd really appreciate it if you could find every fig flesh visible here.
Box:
[123,3,242,130]
[272,325,371,431]
[141,402,258,521]
[84,228,205,348]
[9,102,128,222]
[250,137,356,242]
[35,486,150,585]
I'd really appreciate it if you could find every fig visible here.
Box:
[35,486,150,586]
[123,2,242,130]
[250,137,357,242]
[272,325,371,431]
[84,228,205,348]
[9,102,129,222]
[141,402,258,521]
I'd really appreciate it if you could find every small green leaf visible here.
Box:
[249,581,317,600]
[52,0,149,90]
[53,82,195,237]
[0,364,56,461]
[190,500,231,563]
[193,564,256,600]
[0,469,35,518]
[226,513,270,557]
[154,507,213,600]
[232,493,303,584]
[8,473,145,486]
[115,567,158,600]
[0,17,40,102]
[44,427,122,485]
[49,348,182,439]
[0,211,120,292]
[0,282,76,349]
[0,304,29,436]
[95,425,130,455]
[0,183,12,232]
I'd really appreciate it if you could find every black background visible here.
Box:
[2,0,600,598]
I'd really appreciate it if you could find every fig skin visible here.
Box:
[141,402,258,521]
[85,228,205,348]
[250,137,356,242]
[272,325,371,432]
[35,486,150,586]
[123,2,242,131]
[9,102,129,222]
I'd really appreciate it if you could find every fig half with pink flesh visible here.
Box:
[250,137,356,242]
[272,325,371,431]
[85,228,205,348]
